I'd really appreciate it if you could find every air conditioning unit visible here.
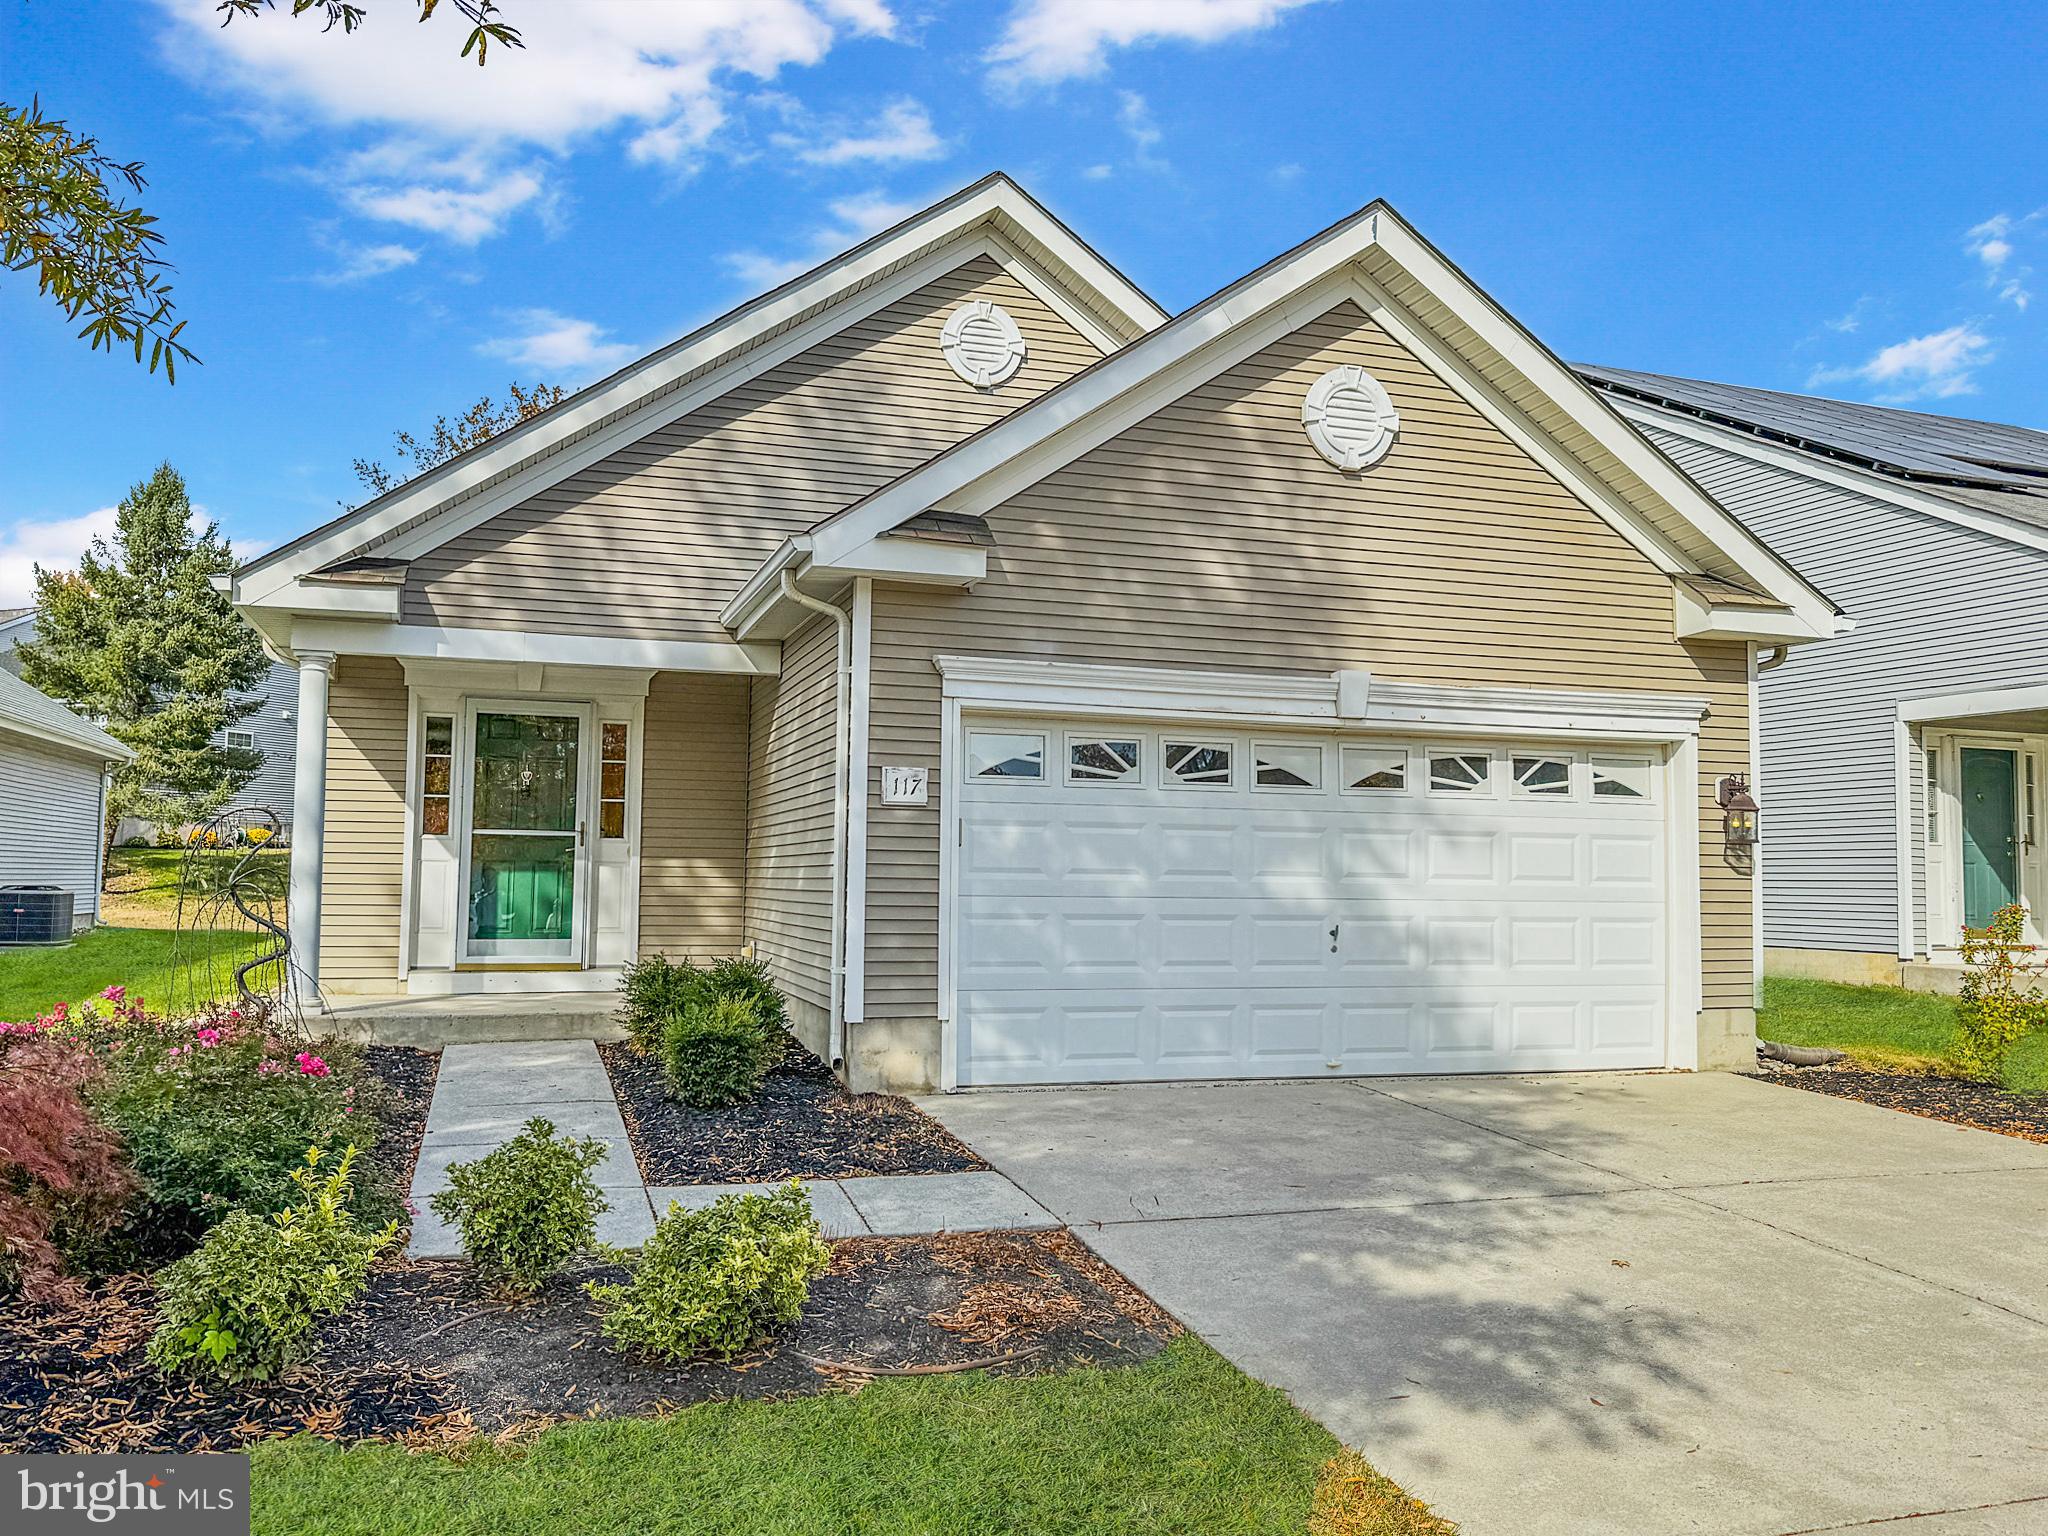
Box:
[0,885,76,945]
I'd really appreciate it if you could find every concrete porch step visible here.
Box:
[314,991,626,1047]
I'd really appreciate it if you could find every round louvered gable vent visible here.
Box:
[1302,365,1400,470]
[941,300,1027,388]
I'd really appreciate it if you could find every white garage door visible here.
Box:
[955,719,1673,1085]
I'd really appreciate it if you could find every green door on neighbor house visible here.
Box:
[464,708,584,962]
[1960,746,2020,930]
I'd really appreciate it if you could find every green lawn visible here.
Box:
[103,845,287,930]
[0,925,275,1022]
[251,1338,1453,1536]
[1760,975,2048,1091]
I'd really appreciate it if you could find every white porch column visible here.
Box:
[288,650,336,1001]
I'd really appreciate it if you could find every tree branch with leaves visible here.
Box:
[352,381,565,497]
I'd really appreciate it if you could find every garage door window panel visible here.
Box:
[1592,756,1653,800]
[970,732,1046,780]
[1341,745,1408,793]
[1254,742,1324,791]
[1511,754,1573,798]
[1067,736,1142,785]
[1429,752,1492,795]
[1164,740,1234,788]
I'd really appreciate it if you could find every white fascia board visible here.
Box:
[1611,398,2048,561]
[935,654,1708,742]
[243,582,401,620]
[1898,682,2048,723]
[1673,586,1832,643]
[727,537,985,642]
[983,227,1124,354]
[289,619,778,676]
[235,179,1160,607]
[0,715,134,766]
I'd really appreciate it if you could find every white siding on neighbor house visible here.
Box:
[0,735,106,927]
[1640,421,2048,956]
[218,658,298,823]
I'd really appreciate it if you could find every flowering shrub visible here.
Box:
[0,1030,137,1293]
[83,998,402,1256]
[148,1144,396,1383]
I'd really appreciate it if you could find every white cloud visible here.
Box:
[723,191,923,289]
[1116,90,1166,172]
[1809,322,1995,402]
[1966,212,2037,310]
[784,97,945,166]
[1968,215,2014,271]
[157,0,900,237]
[0,507,117,610]
[478,309,637,378]
[308,241,419,285]
[1080,163,1112,180]
[986,0,1324,86]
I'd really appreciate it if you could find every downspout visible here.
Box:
[1755,644,1790,673]
[779,572,852,1071]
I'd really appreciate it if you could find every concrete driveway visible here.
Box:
[920,1072,2048,1536]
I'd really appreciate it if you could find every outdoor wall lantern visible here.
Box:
[1717,774,1760,848]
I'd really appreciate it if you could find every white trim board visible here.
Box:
[291,620,776,677]
[1899,682,2048,724]
[933,655,1711,743]
[231,176,1163,608]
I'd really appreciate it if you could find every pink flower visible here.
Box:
[100,985,126,1005]
[256,1059,284,1077]
[294,1052,330,1078]
[195,1028,222,1048]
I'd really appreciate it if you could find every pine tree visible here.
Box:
[16,463,267,853]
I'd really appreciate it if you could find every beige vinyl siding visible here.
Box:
[317,656,408,986]
[744,614,839,1020]
[639,671,749,958]
[402,257,1101,642]
[864,298,1754,1018]
[0,735,106,927]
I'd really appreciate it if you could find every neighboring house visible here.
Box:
[1583,365,2048,987]
[2,612,297,840]
[0,607,34,674]
[220,175,1843,1092]
[0,666,134,931]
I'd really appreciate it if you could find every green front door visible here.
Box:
[467,711,582,960]
[1959,746,2020,930]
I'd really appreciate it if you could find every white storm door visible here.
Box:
[458,703,592,965]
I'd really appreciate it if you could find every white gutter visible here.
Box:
[778,572,852,1071]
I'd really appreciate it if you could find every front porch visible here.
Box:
[316,989,626,1046]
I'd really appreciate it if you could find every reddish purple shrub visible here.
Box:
[0,1031,136,1292]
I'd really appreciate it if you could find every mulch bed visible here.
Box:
[360,1044,438,1196]
[601,1039,986,1184]
[1748,1060,2048,1145]
[1,1231,1177,1453]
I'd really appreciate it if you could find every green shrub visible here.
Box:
[148,1144,396,1383]
[661,994,777,1109]
[1949,904,2048,1082]
[617,954,710,1054]
[702,956,790,1047]
[428,1117,609,1294]
[92,1004,403,1257]
[586,1181,829,1362]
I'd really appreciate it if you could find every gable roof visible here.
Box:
[795,202,1842,643]
[0,668,132,764]
[1579,364,2048,536]
[226,174,1167,615]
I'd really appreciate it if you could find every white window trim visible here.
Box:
[223,729,256,752]
[1064,731,1144,787]
[1427,748,1496,797]
[1339,743,1410,795]
[1250,740,1325,793]
[967,729,1048,783]
[1162,737,1236,789]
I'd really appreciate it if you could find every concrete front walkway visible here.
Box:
[921,1071,2048,1536]
[409,1041,1055,1255]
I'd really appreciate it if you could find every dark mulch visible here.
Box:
[360,1044,439,1204]
[1,1231,1176,1452]
[601,1038,986,1184]
[1748,1061,2048,1144]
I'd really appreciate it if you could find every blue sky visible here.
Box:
[4,0,2045,604]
